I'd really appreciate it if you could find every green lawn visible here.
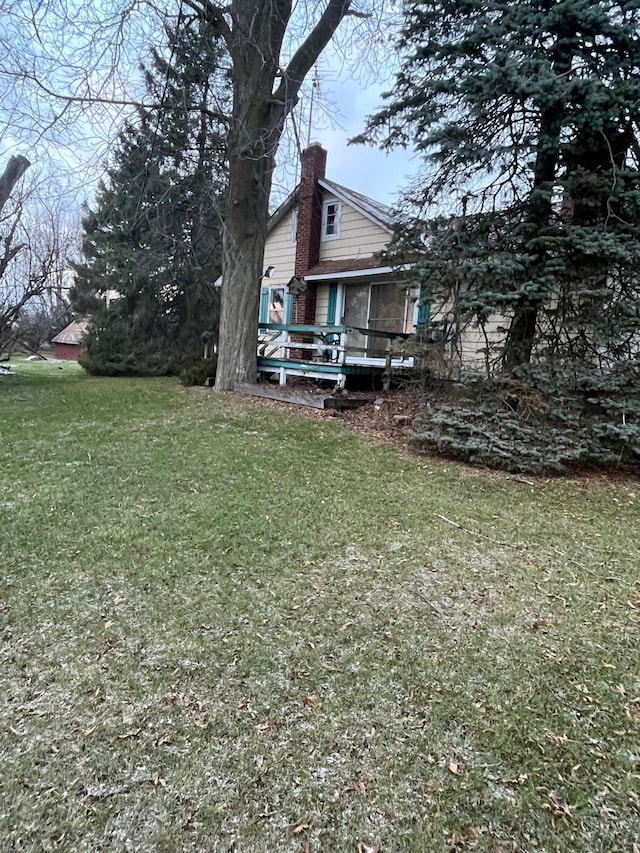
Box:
[1,360,638,852]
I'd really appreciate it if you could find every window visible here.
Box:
[343,282,409,358]
[322,200,341,240]
[260,285,291,326]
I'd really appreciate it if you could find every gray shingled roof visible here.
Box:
[319,179,394,232]
[267,175,394,234]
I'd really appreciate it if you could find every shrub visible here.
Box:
[410,361,640,473]
[178,357,218,387]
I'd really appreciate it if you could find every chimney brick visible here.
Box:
[294,143,326,326]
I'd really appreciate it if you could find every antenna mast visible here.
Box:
[306,64,320,146]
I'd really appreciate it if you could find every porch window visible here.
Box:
[322,200,341,240]
[260,285,292,327]
[343,282,408,358]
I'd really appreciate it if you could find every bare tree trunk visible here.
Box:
[217,136,278,387]
[211,0,353,390]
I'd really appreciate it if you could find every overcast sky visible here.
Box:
[274,53,423,211]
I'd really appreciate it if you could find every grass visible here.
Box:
[1,359,639,852]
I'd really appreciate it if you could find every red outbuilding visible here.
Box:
[51,321,88,361]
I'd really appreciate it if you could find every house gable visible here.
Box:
[317,191,392,263]
[263,207,297,285]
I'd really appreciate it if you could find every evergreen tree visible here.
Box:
[71,16,228,376]
[362,0,640,471]
[364,0,640,372]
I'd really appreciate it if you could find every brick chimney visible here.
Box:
[293,143,326,324]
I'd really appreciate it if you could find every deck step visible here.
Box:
[235,383,328,409]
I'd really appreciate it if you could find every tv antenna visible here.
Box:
[306,64,320,146]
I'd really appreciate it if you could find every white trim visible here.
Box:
[344,356,415,368]
[305,264,411,282]
[321,199,341,241]
[337,282,345,324]
[318,178,394,234]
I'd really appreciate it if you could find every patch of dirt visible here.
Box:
[331,391,429,448]
[233,378,429,449]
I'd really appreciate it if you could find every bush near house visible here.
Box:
[178,357,218,386]
[411,362,640,473]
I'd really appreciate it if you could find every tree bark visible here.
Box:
[213,0,353,390]
[502,36,575,373]
[0,155,30,217]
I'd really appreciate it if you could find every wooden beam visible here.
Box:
[235,383,327,409]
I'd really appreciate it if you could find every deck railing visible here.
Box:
[257,323,412,386]
[259,323,411,358]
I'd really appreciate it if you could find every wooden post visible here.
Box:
[383,339,392,391]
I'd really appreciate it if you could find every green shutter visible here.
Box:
[327,283,338,325]
[417,283,430,328]
[259,286,269,326]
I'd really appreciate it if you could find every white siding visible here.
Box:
[319,195,391,262]
[457,313,505,370]
[264,209,296,286]
[315,284,330,325]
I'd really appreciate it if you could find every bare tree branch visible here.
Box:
[0,156,31,218]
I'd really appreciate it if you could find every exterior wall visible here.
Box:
[315,284,331,325]
[319,195,392,262]
[427,298,506,374]
[53,343,84,361]
[263,211,296,287]
[456,313,505,370]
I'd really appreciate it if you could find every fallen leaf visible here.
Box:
[448,761,460,775]
[292,822,310,835]
[544,789,573,818]
[118,728,141,739]
[545,731,569,746]
[10,726,26,737]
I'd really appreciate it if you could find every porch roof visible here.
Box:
[305,259,411,281]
